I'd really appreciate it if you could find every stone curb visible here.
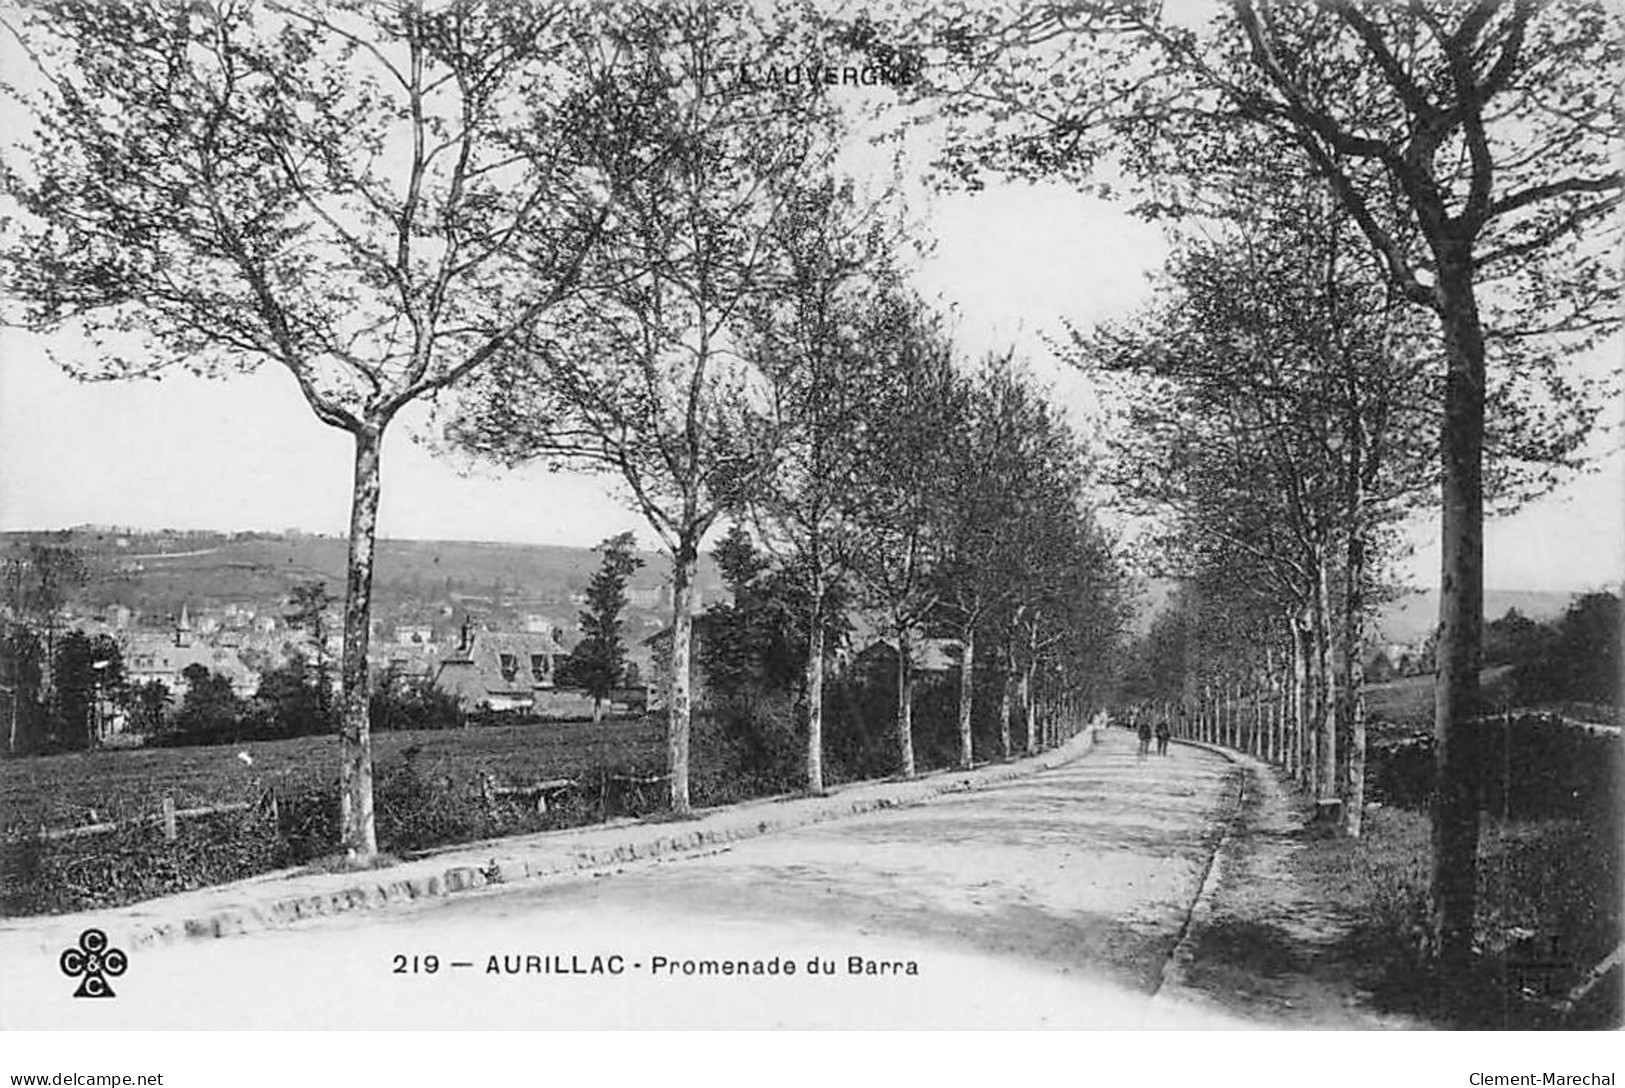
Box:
[1153,738,1253,998]
[3,729,1101,958]
[1148,740,1428,1029]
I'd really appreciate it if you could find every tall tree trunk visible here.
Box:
[1225,681,1234,750]
[1261,651,1273,763]
[339,425,382,862]
[1341,447,1369,838]
[1021,658,1036,755]
[998,658,1013,759]
[1278,646,1290,770]
[1313,558,1338,803]
[896,625,916,777]
[1229,681,1239,749]
[806,589,826,793]
[591,696,603,725]
[1228,682,1241,750]
[957,623,975,769]
[667,537,698,815]
[1292,612,1310,785]
[1432,252,1486,975]
[1252,680,1263,757]
[1228,679,1239,749]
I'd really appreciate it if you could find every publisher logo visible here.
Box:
[60,928,127,998]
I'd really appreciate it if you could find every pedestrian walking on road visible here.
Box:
[1155,717,1171,757]
[1137,717,1153,759]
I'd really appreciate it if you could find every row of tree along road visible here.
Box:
[1,2,1618,991]
[0,6,1123,856]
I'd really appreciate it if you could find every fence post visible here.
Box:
[161,795,177,842]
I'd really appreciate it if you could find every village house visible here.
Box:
[852,636,964,680]
[374,626,441,681]
[432,623,568,712]
[122,604,261,698]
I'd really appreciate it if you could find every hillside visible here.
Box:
[1371,588,1580,644]
[1127,577,1580,644]
[2,528,724,633]
[5,528,1591,647]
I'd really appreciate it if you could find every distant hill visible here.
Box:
[1,529,723,631]
[1126,577,1581,644]
[4,528,1595,648]
[1371,588,1579,645]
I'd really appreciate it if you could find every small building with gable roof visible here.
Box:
[122,604,261,698]
[431,623,568,712]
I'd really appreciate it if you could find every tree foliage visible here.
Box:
[740,177,913,789]
[171,663,245,743]
[1511,592,1621,709]
[283,579,336,723]
[1,0,616,859]
[864,0,1621,972]
[445,1,846,813]
[51,629,124,751]
[1,622,47,754]
[560,531,644,720]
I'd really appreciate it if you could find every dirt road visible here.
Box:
[2,732,1251,1029]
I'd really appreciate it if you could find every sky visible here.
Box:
[0,92,1619,596]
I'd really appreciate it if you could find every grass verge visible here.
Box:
[1297,805,1621,1029]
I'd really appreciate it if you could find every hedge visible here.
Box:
[1367,713,1622,820]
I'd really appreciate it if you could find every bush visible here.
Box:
[1,802,291,916]
[1366,714,1622,820]
[1511,592,1620,708]
[821,675,897,783]
[373,749,494,854]
[691,694,803,805]
[370,678,463,733]
[820,659,1022,783]
[2,659,1038,914]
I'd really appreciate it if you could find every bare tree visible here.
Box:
[1210,10,1618,949]
[742,179,909,792]
[1079,162,1442,829]
[1,537,90,753]
[869,0,1621,975]
[0,2,613,860]
[284,579,336,725]
[445,1,842,814]
[847,293,963,778]
[940,356,1098,765]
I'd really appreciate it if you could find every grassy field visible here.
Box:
[0,717,665,838]
[1362,666,1516,737]
[1297,805,1621,1028]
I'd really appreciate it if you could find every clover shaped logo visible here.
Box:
[60,928,127,998]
